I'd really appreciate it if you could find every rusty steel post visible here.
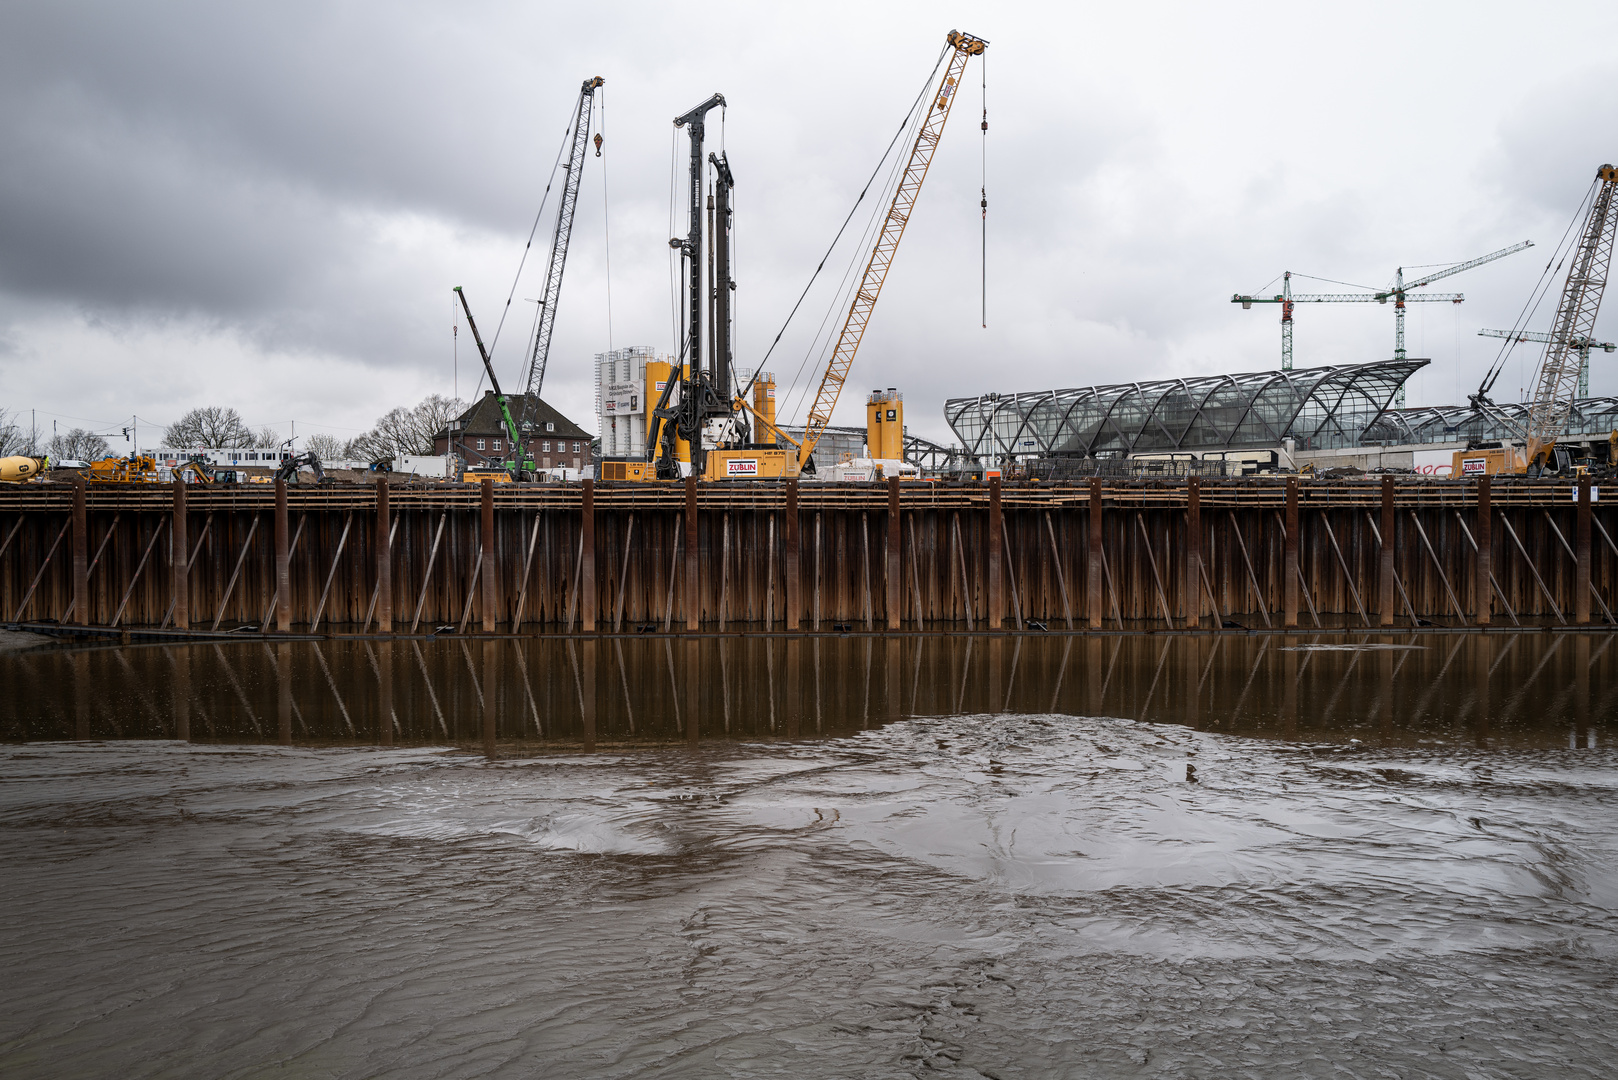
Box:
[1576,475,1592,625]
[1476,476,1492,625]
[684,477,700,630]
[785,480,801,630]
[374,478,392,633]
[71,479,88,626]
[580,479,596,632]
[274,480,291,631]
[481,478,497,633]
[171,479,189,630]
[988,476,1003,630]
[887,477,902,630]
[1088,479,1103,629]
[1283,477,1299,629]
[1379,477,1396,626]
[1185,478,1201,629]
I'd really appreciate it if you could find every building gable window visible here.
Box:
[492,439,502,452]
[476,438,485,450]
[541,441,550,453]
[546,422,555,433]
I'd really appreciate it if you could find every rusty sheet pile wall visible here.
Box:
[0,476,1612,634]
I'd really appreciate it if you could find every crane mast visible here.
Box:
[1525,165,1618,467]
[797,30,987,467]
[519,76,604,431]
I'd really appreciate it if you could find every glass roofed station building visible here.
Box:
[943,360,1428,475]
[941,359,1618,477]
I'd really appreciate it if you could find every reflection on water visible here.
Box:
[4,630,1618,1077]
[1,631,1612,749]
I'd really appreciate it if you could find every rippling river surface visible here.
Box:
[3,631,1617,1078]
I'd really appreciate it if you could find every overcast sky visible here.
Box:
[2,0,1615,452]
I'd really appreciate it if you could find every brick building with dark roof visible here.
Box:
[433,391,594,472]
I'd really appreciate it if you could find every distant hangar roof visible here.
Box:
[943,360,1427,459]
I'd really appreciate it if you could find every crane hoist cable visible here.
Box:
[468,91,588,399]
[738,42,951,408]
[981,46,987,329]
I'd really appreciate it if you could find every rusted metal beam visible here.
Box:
[1001,515,1024,631]
[1476,476,1492,626]
[1227,510,1271,629]
[615,513,637,633]
[887,477,901,630]
[309,512,354,633]
[361,515,399,634]
[210,512,261,630]
[410,511,449,634]
[511,511,542,631]
[1452,512,1519,627]
[111,517,166,628]
[908,514,925,629]
[952,512,973,630]
[1498,511,1562,623]
[261,513,305,629]
[1543,506,1612,624]
[1185,478,1201,628]
[274,479,291,631]
[1088,478,1103,629]
[1379,477,1395,626]
[1576,477,1593,624]
[71,480,88,626]
[1365,512,1421,625]
[1283,477,1299,628]
[62,511,120,623]
[1409,510,1467,625]
[1320,511,1370,627]
[684,477,698,631]
[785,480,800,630]
[988,476,1003,629]
[1272,510,1321,628]
[1045,511,1073,630]
[12,515,71,622]
[374,479,393,633]
[171,480,189,629]
[481,478,497,633]
[161,512,213,630]
[1136,512,1175,628]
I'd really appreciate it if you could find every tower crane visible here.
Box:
[1476,327,1614,398]
[516,76,604,435]
[1233,242,1530,394]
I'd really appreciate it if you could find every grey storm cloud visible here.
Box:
[0,0,1614,446]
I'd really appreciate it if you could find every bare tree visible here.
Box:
[253,426,282,447]
[164,406,255,448]
[0,409,31,456]
[348,394,466,460]
[303,432,346,462]
[47,428,111,462]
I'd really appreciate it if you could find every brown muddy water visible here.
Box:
[2,631,1617,1077]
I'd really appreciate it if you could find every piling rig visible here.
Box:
[645,29,987,481]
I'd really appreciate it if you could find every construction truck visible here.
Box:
[1456,163,1616,477]
[626,30,986,483]
[85,454,163,483]
[0,456,48,482]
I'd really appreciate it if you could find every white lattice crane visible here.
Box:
[1234,242,1530,403]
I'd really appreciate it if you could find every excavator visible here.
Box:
[636,30,987,482]
[1456,163,1617,477]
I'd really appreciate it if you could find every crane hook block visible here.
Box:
[594,133,603,157]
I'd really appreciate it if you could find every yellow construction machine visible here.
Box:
[0,456,48,482]
[85,454,164,483]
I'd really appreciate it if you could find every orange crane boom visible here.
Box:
[796,30,986,467]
